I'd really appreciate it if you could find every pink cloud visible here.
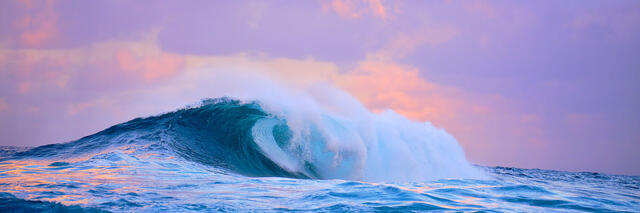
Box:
[9,51,70,94]
[14,0,59,47]
[336,61,453,121]
[66,98,114,116]
[462,0,498,18]
[367,0,387,18]
[17,81,35,94]
[16,0,34,8]
[0,98,8,111]
[326,0,391,20]
[116,49,185,82]
[372,26,457,60]
[520,114,540,123]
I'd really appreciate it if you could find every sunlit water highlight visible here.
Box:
[1,151,638,212]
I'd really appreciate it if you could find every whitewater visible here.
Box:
[0,82,639,212]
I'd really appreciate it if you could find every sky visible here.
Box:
[0,0,639,175]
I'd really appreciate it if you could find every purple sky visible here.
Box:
[1,0,639,175]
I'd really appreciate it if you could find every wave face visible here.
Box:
[5,97,480,181]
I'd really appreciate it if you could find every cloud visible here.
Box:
[1,31,186,96]
[333,59,547,153]
[116,49,184,82]
[369,26,458,61]
[325,0,392,20]
[461,0,498,18]
[17,81,35,94]
[0,29,546,168]
[336,61,449,119]
[14,0,59,47]
[111,30,186,82]
[326,27,548,166]
[66,97,114,116]
[0,98,8,111]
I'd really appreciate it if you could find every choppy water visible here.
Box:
[1,98,638,212]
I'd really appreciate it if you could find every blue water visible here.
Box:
[1,98,638,212]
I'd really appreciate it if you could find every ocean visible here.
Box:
[1,98,638,212]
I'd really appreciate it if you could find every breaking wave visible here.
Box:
[7,96,481,181]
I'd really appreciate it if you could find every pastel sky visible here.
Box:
[1,0,639,175]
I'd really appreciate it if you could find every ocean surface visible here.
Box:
[1,98,638,212]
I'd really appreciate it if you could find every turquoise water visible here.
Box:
[1,98,638,212]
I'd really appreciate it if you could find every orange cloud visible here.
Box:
[334,26,460,122]
[116,49,184,82]
[15,0,59,47]
[326,0,391,20]
[336,61,457,122]
[330,58,548,166]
